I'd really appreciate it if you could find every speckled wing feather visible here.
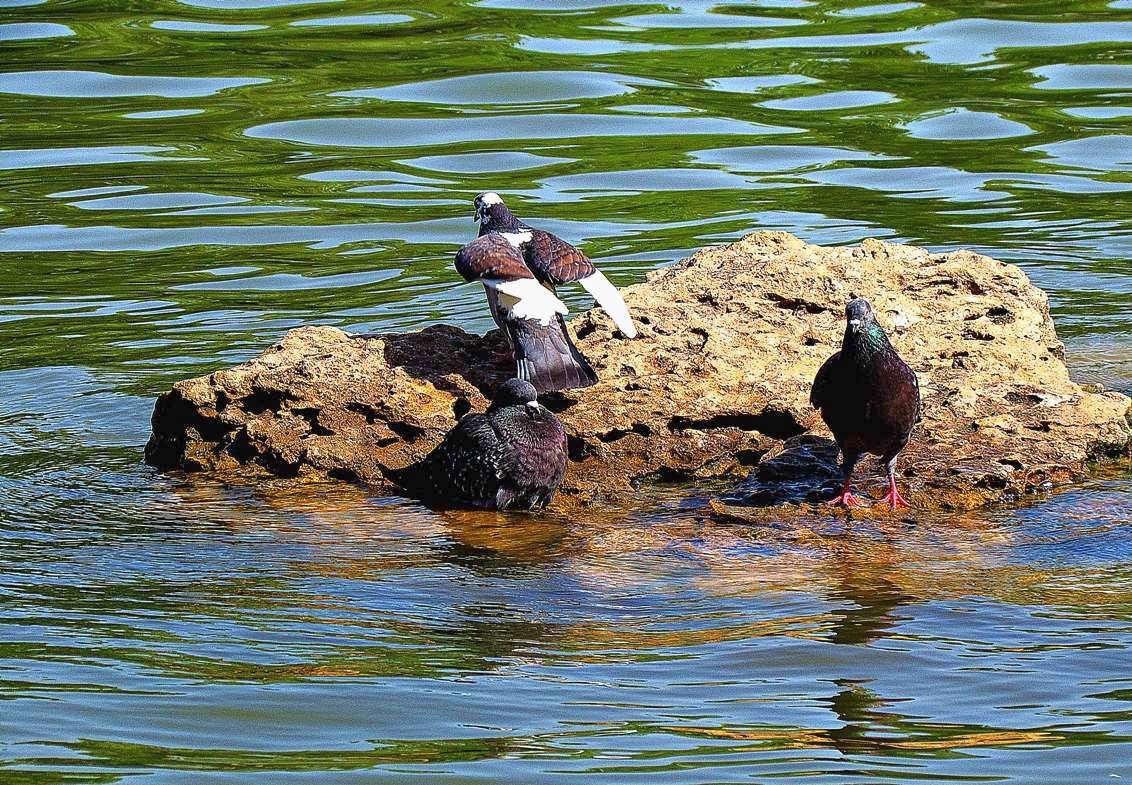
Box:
[405,414,508,507]
[455,233,535,283]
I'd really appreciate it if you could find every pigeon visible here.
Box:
[473,192,637,339]
[455,232,597,392]
[810,298,921,509]
[389,379,568,511]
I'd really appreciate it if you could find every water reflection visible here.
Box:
[4,475,1130,780]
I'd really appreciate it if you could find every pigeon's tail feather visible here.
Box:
[508,315,597,393]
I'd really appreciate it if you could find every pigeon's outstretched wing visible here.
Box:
[523,230,637,339]
[456,233,567,326]
[455,232,536,283]
[524,230,595,284]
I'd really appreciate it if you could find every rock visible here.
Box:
[145,231,1131,512]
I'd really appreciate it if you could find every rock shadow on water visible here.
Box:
[707,435,923,525]
[721,435,843,505]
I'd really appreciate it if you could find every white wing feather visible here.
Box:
[485,278,568,326]
[578,271,636,338]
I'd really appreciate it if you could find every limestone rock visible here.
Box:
[145,231,1131,512]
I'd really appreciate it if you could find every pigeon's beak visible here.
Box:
[848,318,862,332]
[473,205,483,223]
[526,400,543,418]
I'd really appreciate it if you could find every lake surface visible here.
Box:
[1,0,1131,782]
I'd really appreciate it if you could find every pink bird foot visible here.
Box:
[880,484,909,510]
[827,490,863,508]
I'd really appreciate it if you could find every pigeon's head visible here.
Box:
[492,379,549,419]
[473,192,515,230]
[845,297,875,334]
[492,378,539,408]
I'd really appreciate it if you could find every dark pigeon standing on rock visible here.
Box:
[473,192,637,339]
[455,232,597,392]
[388,379,568,511]
[810,298,921,509]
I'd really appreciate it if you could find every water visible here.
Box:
[1,0,1131,781]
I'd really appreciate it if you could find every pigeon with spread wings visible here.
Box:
[473,192,637,339]
[455,232,597,392]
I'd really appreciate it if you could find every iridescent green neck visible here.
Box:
[845,322,890,358]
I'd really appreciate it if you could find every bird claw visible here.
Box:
[827,491,862,508]
[880,487,909,510]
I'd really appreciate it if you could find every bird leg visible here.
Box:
[879,459,909,510]
[827,453,861,508]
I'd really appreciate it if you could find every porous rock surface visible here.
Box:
[145,232,1131,511]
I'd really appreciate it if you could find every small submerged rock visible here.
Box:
[145,231,1131,512]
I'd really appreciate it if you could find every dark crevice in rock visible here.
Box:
[669,410,804,441]
[977,474,1011,490]
[567,435,596,462]
[226,430,257,462]
[145,390,229,468]
[328,467,359,483]
[732,448,768,466]
[346,402,381,424]
[574,321,597,340]
[388,421,425,443]
[987,306,1014,324]
[598,423,652,443]
[766,294,828,314]
[260,454,301,479]
[540,394,579,414]
[642,466,695,483]
[689,327,709,352]
[452,398,472,420]
[244,388,293,415]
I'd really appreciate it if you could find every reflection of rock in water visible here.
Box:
[825,680,891,754]
[434,508,575,574]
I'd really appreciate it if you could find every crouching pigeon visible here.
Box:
[456,232,597,392]
[473,192,637,339]
[810,298,921,509]
[388,379,568,511]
